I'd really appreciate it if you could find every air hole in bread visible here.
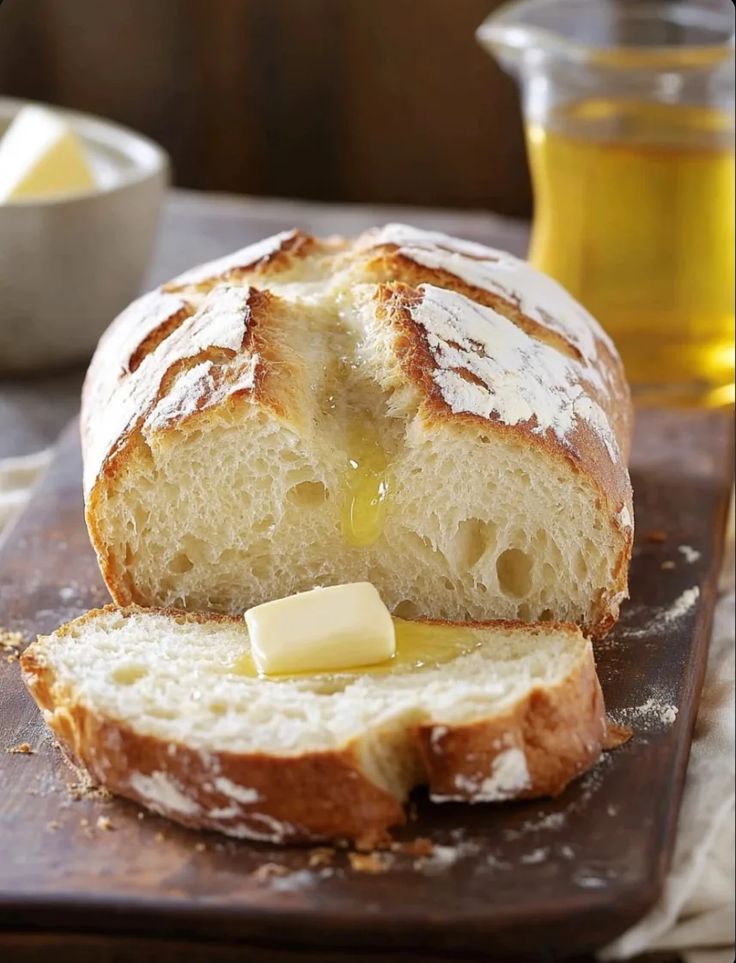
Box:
[540,608,554,622]
[168,552,194,574]
[209,701,227,715]
[252,515,275,534]
[147,707,178,720]
[111,664,148,685]
[133,506,149,533]
[455,517,495,569]
[573,549,587,579]
[207,593,235,610]
[286,480,329,507]
[249,557,271,580]
[496,548,533,598]
[395,599,423,619]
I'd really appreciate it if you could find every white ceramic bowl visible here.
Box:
[0,98,169,372]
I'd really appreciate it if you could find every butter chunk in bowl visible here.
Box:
[0,98,168,372]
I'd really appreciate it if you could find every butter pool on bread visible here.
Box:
[81,224,633,636]
[21,606,607,845]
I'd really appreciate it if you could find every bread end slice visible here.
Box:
[21,606,607,844]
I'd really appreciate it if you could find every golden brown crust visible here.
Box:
[21,606,607,844]
[162,229,319,295]
[418,645,606,801]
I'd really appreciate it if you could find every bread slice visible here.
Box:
[81,224,633,638]
[22,605,607,845]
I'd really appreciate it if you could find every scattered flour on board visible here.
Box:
[612,696,678,730]
[521,847,549,865]
[618,586,700,640]
[504,809,567,841]
[418,838,483,871]
[269,868,330,892]
[678,544,701,564]
[660,586,700,623]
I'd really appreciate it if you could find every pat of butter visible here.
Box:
[0,105,97,203]
[245,582,396,675]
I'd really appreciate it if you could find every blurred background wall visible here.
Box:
[0,0,531,216]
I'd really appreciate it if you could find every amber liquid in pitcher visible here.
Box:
[527,99,735,405]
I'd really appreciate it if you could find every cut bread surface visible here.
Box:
[82,224,633,637]
[22,606,607,844]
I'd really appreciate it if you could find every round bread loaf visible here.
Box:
[82,224,633,636]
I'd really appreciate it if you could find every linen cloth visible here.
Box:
[0,451,733,962]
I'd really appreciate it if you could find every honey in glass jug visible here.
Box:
[478,0,735,406]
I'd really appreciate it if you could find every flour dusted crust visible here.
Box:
[82,224,633,636]
[21,606,607,845]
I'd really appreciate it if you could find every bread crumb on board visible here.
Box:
[349,851,393,874]
[253,862,290,880]
[391,837,435,857]
[308,847,335,867]
[96,815,114,831]
[6,742,34,754]
[0,627,24,651]
[0,628,24,663]
[646,529,668,543]
[67,769,112,802]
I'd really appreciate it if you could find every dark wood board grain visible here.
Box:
[0,408,732,962]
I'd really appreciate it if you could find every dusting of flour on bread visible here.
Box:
[167,230,299,289]
[212,776,261,804]
[616,505,633,530]
[408,285,620,462]
[433,747,530,803]
[129,770,200,816]
[364,223,615,363]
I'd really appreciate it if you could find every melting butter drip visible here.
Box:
[341,415,390,548]
[231,617,482,679]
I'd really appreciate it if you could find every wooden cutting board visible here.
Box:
[0,408,732,962]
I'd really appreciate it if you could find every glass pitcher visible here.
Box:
[478,0,735,406]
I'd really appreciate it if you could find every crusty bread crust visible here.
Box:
[21,606,607,845]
